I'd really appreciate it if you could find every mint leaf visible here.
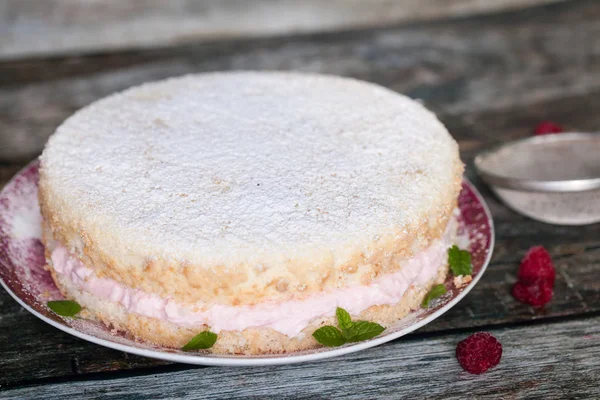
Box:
[344,321,385,342]
[336,307,353,332]
[422,284,447,307]
[448,245,472,276]
[312,326,346,347]
[47,300,81,317]
[182,331,218,351]
[313,307,387,347]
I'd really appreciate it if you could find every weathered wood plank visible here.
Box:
[0,0,564,60]
[2,316,599,399]
[1,0,599,161]
[0,294,169,387]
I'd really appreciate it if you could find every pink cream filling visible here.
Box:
[51,222,456,337]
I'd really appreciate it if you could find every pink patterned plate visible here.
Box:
[0,161,494,366]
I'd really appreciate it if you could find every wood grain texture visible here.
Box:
[0,299,169,387]
[1,0,599,162]
[0,0,563,60]
[2,316,599,399]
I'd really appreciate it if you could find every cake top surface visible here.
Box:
[41,72,460,265]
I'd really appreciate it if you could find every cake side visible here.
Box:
[43,213,457,353]
[39,181,460,306]
[49,251,450,355]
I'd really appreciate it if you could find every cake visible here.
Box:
[38,71,463,354]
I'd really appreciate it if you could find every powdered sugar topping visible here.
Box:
[41,72,459,264]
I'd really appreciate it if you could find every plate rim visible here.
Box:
[0,160,495,366]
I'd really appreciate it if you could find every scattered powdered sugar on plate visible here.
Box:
[455,228,472,251]
[0,163,62,310]
[0,161,494,363]
[11,205,42,241]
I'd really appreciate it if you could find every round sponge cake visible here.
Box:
[39,72,463,353]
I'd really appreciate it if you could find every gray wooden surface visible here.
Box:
[2,316,599,399]
[0,1,599,398]
[0,0,563,60]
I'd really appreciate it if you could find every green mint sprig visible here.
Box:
[344,321,386,342]
[422,284,447,307]
[448,245,472,276]
[47,300,82,317]
[336,306,352,331]
[312,307,385,347]
[311,326,346,347]
[182,331,218,351]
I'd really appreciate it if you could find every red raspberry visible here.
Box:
[518,246,555,286]
[534,121,563,135]
[512,281,553,307]
[456,332,502,374]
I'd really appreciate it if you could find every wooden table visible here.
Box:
[1,1,599,398]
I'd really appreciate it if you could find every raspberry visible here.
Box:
[512,281,553,307]
[534,121,563,135]
[512,246,555,307]
[456,332,502,374]
[518,246,555,286]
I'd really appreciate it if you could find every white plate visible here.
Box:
[0,161,494,366]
